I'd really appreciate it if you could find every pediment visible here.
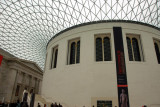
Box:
[21,60,43,72]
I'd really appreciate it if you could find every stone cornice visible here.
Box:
[47,20,160,47]
[3,57,43,78]
[8,62,43,80]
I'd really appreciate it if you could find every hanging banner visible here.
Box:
[0,55,3,66]
[113,27,130,107]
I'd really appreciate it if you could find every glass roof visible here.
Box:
[0,0,160,69]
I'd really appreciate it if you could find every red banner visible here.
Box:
[0,55,3,66]
[113,27,130,107]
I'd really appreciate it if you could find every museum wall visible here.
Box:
[42,22,160,107]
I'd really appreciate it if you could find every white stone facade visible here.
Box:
[42,22,160,107]
[0,48,43,103]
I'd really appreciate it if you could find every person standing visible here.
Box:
[16,99,20,107]
[44,104,46,107]
[38,103,41,107]
[55,102,58,107]
[58,103,62,107]
[51,103,54,107]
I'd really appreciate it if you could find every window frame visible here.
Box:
[94,33,112,62]
[126,34,144,61]
[67,37,80,65]
[153,38,160,64]
[50,45,58,69]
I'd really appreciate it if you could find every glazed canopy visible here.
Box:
[0,0,159,69]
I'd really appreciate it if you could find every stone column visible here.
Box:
[26,74,30,91]
[22,73,26,86]
[35,78,40,94]
[10,70,20,102]
[19,73,26,101]
[29,75,32,93]
[34,78,37,94]
[37,80,40,94]
[38,80,42,94]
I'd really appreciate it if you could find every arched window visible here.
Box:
[95,34,111,61]
[126,37,133,61]
[54,49,58,68]
[104,37,111,61]
[96,38,103,61]
[68,38,80,65]
[126,35,143,61]
[132,38,141,61]
[154,42,160,64]
[70,42,76,64]
[50,46,58,69]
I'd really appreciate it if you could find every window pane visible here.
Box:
[53,49,58,68]
[70,42,76,64]
[154,43,160,64]
[96,38,103,61]
[104,37,111,61]
[132,38,141,61]
[76,41,80,63]
[126,37,133,61]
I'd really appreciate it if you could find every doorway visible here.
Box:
[97,100,112,107]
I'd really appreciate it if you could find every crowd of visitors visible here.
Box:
[0,101,63,107]
[0,100,28,107]
[38,102,62,107]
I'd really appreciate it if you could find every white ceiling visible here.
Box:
[0,0,160,69]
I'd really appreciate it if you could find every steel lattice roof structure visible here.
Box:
[0,0,160,69]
